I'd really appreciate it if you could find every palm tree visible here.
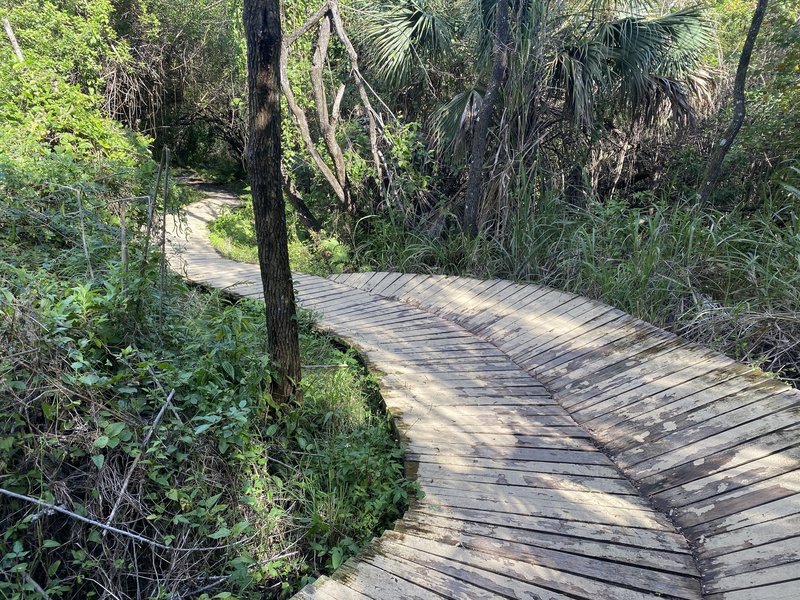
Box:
[358,0,714,234]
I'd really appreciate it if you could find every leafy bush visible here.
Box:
[0,9,414,595]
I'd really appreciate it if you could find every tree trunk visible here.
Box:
[462,0,510,237]
[244,0,302,403]
[310,13,353,214]
[698,0,768,203]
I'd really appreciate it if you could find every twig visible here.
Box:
[159,146,171,328]
[141,351,183,424]
[22,572,49,600]
[77,189,94,279]
[3,18,24,62]
[58,186,95,280]
[139,150,166,279]
[120,196,127,272]
[0,487,245,552]
[303,364,349,369]
[103,389,176,534]
[3,348,38,361]
[54,186,94,279]
[0,487,174,550]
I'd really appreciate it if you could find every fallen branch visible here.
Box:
[0,487,246,552]
[57,186,94,279]
[0,487,175,550]
[103,389,176,534]
[22,572,49,600]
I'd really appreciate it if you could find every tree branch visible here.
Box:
[698,0,769,202]
[3,18,24,62]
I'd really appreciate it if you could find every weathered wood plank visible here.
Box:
[419,488,673,530]
[402,511,697,574]
[361,550,528,600]
[704,580,800,600]
[414,504,693,553]
[395,520,701,598]
[701,559,800,594]
[383,531,684,600]
[653,446,800,508]
[414,462,634,494]
[368,536,575,599]
[333,560,446,599]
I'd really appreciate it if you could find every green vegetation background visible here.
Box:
[0,1,415,598]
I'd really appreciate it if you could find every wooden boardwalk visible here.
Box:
[170,191,800,600]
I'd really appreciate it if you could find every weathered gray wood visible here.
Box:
[414,462,634,494]
[183,197,800,600]
[699,512,800,558]
[368,537,575,600]
[402,511,697,573]
[701,559,800,594]
[333,560,446,599]
[414,504,693,553]
[419,487,673,530]
[705,580,800,600]
[361,550,525,600]
[395,520,701,598]
[383,531,682,600]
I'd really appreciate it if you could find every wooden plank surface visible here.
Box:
[175,202,798,599]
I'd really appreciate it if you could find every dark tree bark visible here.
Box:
[244,0,302,403]
[462,0,510,237]
[699,0,769,203]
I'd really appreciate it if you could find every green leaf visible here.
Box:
[231,520,250,536]
[93,435,109,449]
[194,423,212,435]
[79,373,100,385]
[208,527,230,540]
[331,546,343,570]
[42,540,61,549]
[91,454,105,469]
[106,422,125,437]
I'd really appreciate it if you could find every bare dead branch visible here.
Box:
[103,389,176,533]
[3,18,24,62]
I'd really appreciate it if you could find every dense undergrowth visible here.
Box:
[0,19,415,597]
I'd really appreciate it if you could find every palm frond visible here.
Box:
[430,87,484,161]
[652,7,714,80]
[549,41,610,128]
[595,6,713,118]
[359,0,451,89]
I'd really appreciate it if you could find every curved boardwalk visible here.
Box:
[169,190,800,600]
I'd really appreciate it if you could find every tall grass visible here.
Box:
[357,175,800,382]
